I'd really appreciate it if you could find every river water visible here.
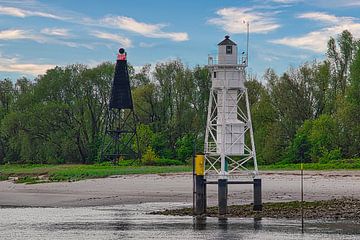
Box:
[1,202,359,240]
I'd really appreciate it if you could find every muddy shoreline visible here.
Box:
[152,198,360,221]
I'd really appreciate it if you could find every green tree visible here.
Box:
[284,115,340,163]
[246,75,283,164]
[335,47,360,157]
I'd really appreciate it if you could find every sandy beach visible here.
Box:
[0,171,359,207]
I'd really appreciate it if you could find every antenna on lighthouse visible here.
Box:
[246,21,249,66]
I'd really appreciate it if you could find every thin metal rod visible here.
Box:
[301,162,304,233]
[192,140,196,215]
[246,21,249,66]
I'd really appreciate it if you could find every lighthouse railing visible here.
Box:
[207,54,248,67]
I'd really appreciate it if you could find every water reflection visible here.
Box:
[193,216,207,230]
[1,203,359,240]
[254,217,262,230]
[218,218,228,230]
[193,216,263,232]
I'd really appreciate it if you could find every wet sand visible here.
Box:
[0,171,359,207]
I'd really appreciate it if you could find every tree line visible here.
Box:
[0,30,359,165]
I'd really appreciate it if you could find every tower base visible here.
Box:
[100,108,140,163]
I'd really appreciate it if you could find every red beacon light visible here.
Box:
[117,48,127,61]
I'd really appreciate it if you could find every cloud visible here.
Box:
[269,0,360,7]
[41,28,70,37]
[90,31,132,48]
[310,0,360,7]
[336,0,360,6]
[0,54,54,75]
[0,4,189,44]
[271,12,360,53]
[0,29,27,40]
[297,12,354,24]
[271,0,300,3]
[208,7,280,34]
[0,6,66,20]
[139,42,156,48]
[59,41,95,49]
[0,29,43,42]
[100,16,189,41]
[0,28,95,49]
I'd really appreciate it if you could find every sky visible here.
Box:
[1,0,360,80]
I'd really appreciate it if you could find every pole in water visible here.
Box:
[192,145,195,215]
[195,154,206,215]
[301,162,304,233]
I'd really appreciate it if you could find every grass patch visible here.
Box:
[260,158,360,171]
[48,165,192,182]
[0,164,192,183]
[2,158,360,183]
[0,174,9,181]
[14,176,48,184]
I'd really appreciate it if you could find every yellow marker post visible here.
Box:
[194,154,206,215]
[195,154,205,176]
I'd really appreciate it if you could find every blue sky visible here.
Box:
[1,0,360,80]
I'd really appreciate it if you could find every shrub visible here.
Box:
[175,134,196,162]
[153,158,183,166]
[319,148,342,163]
[141,146,158,165]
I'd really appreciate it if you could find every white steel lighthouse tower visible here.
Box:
[205,35,258,180]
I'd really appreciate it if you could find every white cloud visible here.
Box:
[297,12,354,24]
[262,55,280,62]
[100,16,189,41]
[41,28,70,37]
[0,29,27,40]
[59,41,95,49]
[336,0,360,6]
[0,4,189,44]
[0,6,66,20]
[311,0,360,7]
[208,7,280,34]
[269,0,360,7]
[90,31,132,48]
[0,29,43,42]
[270,0,300,3]
[139,42,156,48]
[0,29,94,49]
[271,12,360,53]
[0,54,54,75]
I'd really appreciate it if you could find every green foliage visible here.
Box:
[0,164,192,182]
[151,131,176,159]
[0,30,360,167]
[319,148,342,163]
[261,158,360,170]
[282,126,312,164]
[141,146,158,165]
[175,134,195,162]
[284,115,341,163]
[4,164,192,182]
[136,124,155,155]
[336,46,360,157]
[152,158,183,166]
[246,76,285,164]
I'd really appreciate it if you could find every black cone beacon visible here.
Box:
[109,48,133,109]
[100,48,140,163]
